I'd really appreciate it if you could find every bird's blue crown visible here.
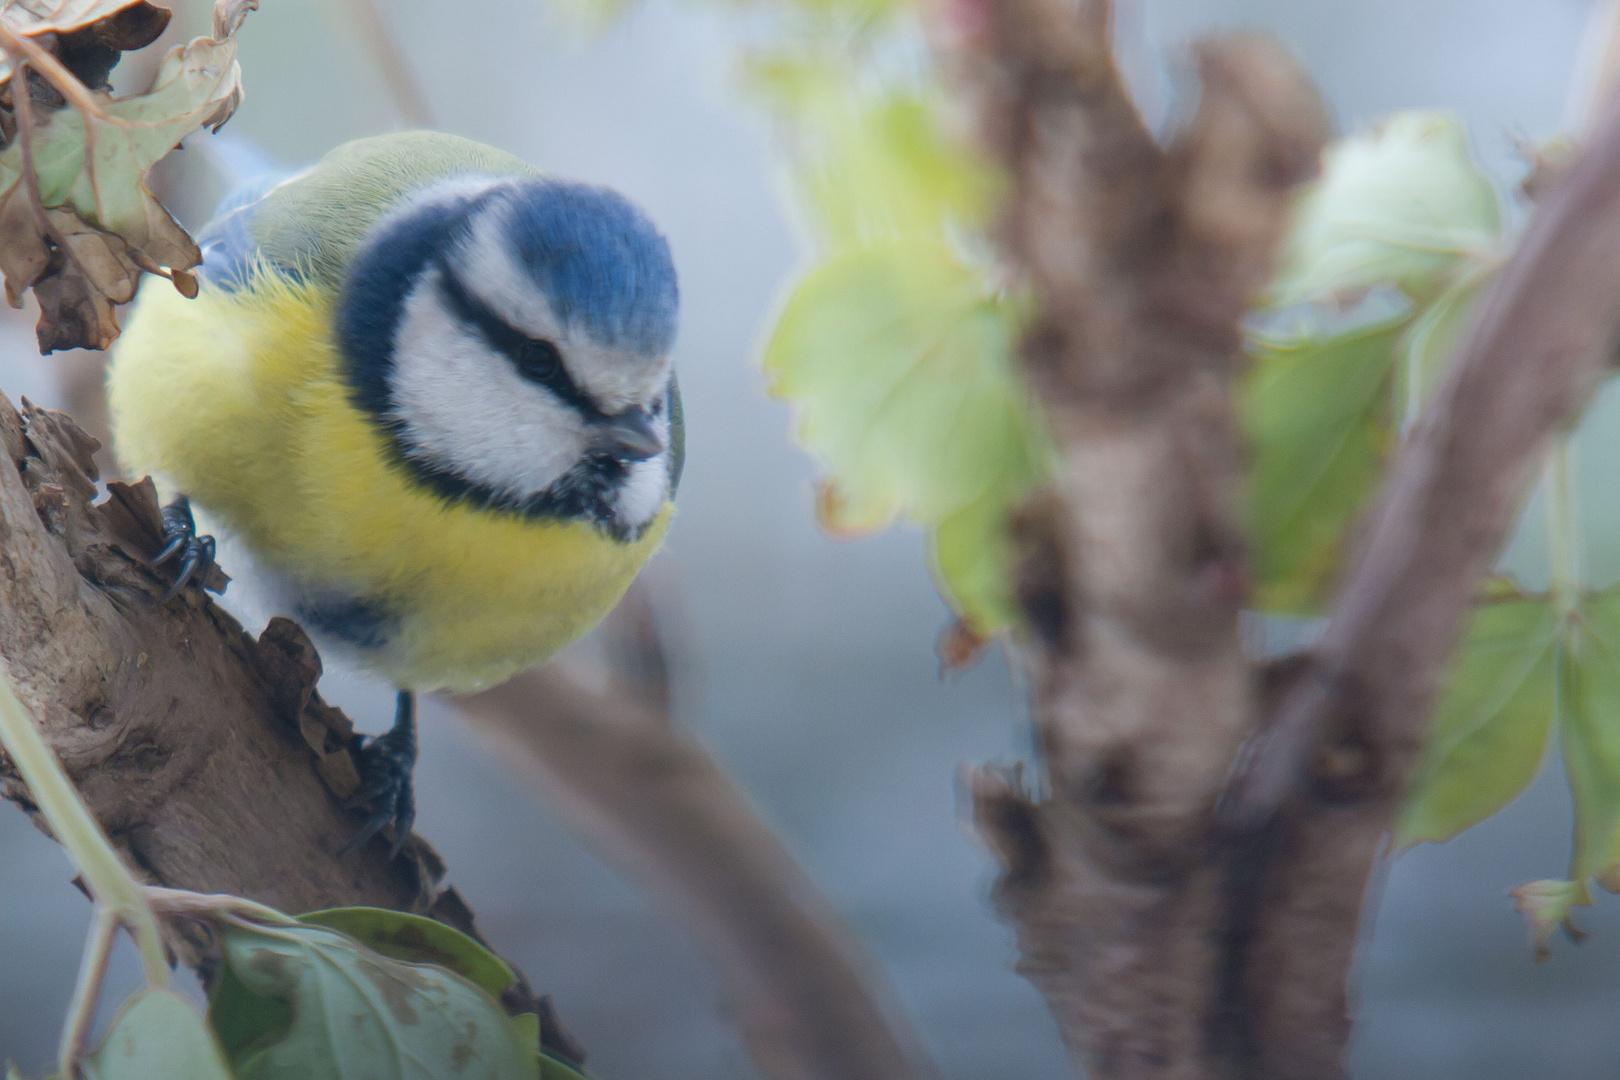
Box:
[504,180,679,358]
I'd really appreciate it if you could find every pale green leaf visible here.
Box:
[1242,316,1408,614]
[1396,587,1558,848]
[536,1052,590,1080]
[82,989,232,1080]
[27,33,242,253]
[1399,264,1489,416]
[748,54,996,247]
[764,241,1032,526]
[930,483,1021,635]
[297,907,518,1001]
[0,3,250,350]
[1562,586,1620,884]
[763,239,1042,631]
[214,920,537,1080]
[1271,111,1500,306]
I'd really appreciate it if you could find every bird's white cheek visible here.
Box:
[389,278,587,500]
[615,456,670,532]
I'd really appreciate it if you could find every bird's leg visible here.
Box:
[151,496,221,602]
[338,689,418,860]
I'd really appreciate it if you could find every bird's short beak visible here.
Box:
[593,406,665,462]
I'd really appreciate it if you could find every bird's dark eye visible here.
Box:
[514,339,562,383]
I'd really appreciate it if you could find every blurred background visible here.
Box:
[1,1,1617,1077]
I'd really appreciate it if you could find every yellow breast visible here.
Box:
[106,267,670,692]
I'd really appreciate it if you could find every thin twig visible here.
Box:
[456,659,943,1080]
[0,22,109,121]
[57,908,119,1076]
[343,0,435,127]
[5,55,97,290]
[1230,88,1620,823]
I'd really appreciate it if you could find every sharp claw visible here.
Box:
[162,552,200,602]
[153,497,222,601]
[341,689,417,861]
[150,534,185,567]
[388,793,416,860]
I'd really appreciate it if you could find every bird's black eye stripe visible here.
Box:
[432,256,602,420]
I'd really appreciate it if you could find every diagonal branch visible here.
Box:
[455,592,944,1080]
[1231,90,1620,823]
[1221,65,1620,1080]
[0,388,580,1038]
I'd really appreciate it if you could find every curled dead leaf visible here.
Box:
[0,0,250,351]
[935,618,989,672]
[1509,878,1589,962]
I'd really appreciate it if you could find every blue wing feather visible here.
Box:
[195,169,301,290]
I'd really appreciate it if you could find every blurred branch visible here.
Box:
[1220,68,1620,1077]
[456,585,944,1080]
[945,0,1620,1076]
[344,0,436,128]
[942,0,1343,1075]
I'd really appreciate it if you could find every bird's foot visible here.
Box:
[151,496,221,602]
[339,690,417,860]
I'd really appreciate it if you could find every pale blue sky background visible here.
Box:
[1,2,1616,1078]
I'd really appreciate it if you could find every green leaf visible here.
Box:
[212,920,537,1080]
[207,947,295,1065]
[1399,265,1489,415]
[1562,586,1620,885]
[82,989,232,1080]
[511,1014,541,1051]
[930,483,1023,634]
[746,54,997,247]
[536,1052,590,1080]
[1270,111,1500,307]
[297,907,518,1001]
[1396,586,1559,848]
[1242,317,1408,614]
[763,239,1043,632]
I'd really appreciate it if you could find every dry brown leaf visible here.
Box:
[0,0,252,350]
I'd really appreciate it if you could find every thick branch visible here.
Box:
[1223,68,1620,1080]
[945,3,1329,1075]
[455,628,942,1080]
[1238,91,1620,815]
[0,392,475,947]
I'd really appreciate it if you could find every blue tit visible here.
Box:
[106,131,684,856]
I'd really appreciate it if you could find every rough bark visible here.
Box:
[1228,69,1620,1080]
[456,587,943,1080]
[8,347,941,1079]
[0,390,513,978]
[949,1,1620,1078]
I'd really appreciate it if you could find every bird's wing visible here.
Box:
[195,168,304,290]
[196,131,542,293]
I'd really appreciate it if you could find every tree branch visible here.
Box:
[945,2,1333,1076]
[1222,63,1620,1080]
[0,389,525,997]
[946,0,1620,1075]
[455,588,943,1080]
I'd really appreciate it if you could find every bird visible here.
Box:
[106,131,683,857]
